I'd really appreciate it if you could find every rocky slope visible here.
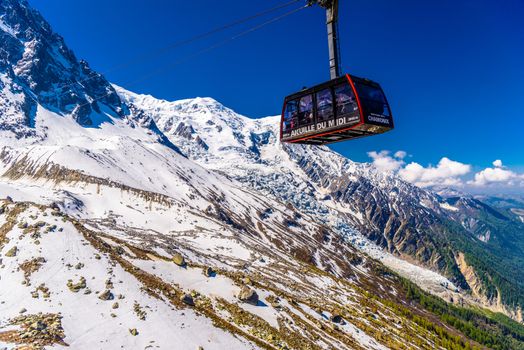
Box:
[0,0,127,131]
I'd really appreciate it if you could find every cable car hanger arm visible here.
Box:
[307,0,341,79]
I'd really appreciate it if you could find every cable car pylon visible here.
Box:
[280,0,394,145]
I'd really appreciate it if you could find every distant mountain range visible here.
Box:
[1,0,524,349]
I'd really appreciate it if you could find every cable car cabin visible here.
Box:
[280,74,393,145]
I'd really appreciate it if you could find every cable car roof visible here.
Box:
[283,75,382,102]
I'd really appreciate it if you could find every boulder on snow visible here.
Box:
[50,202,61,212]
[330,314,344,324]
[203,266,214,277]
[98,290,114,301]
[5,246,18,257]
[180,293,195,306]
[172,253,186,267]
[237,286,259,305]
[17,221,28,229]
[67,277,86,292]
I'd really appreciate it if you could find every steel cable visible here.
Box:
[53,0,303,97]
[77,4,308,109]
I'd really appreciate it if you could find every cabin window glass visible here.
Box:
[334,84,358,117]
[298,94,314,126]
[355,83,391,117]
[283,99,299,132]
[316,88,333,122]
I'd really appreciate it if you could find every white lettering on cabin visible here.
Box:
[368,114,390,125]
[290,124,316,137]
[346,116,359,124]
[287,115,361,138]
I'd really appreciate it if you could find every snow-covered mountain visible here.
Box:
[114,88,466,282]
[1,1,524,349]
[0,0,128,133]
[115,86,524,321]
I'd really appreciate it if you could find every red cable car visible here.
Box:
[280,0,394,145]
[280,74,393,145]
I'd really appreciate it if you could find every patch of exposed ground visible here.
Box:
[0,313,67,349]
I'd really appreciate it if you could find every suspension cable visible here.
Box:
[54,0,302,97]
[77,4,308,109]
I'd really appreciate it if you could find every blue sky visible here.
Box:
[29,0,524,192]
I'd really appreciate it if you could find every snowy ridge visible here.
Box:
[0,0,127,131]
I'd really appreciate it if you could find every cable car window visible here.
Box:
[316,88,333,122]
[298,94,314,126]
[354,83,391,117]
[283,99,298,132]
[334,83,357,117]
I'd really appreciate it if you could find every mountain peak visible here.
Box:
[188,96,221,106]
[0,0,126,131]
[114,85,230,114]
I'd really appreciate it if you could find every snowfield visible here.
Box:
[0,204,260,350]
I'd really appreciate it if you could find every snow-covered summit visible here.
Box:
[0,0,126,132]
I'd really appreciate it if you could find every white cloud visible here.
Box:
[398,157,471,188]
[367,151,471,187]
[367,152,524,192]
[394,151,407,159]
[469,160,524,187]
[368,150,405,172]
